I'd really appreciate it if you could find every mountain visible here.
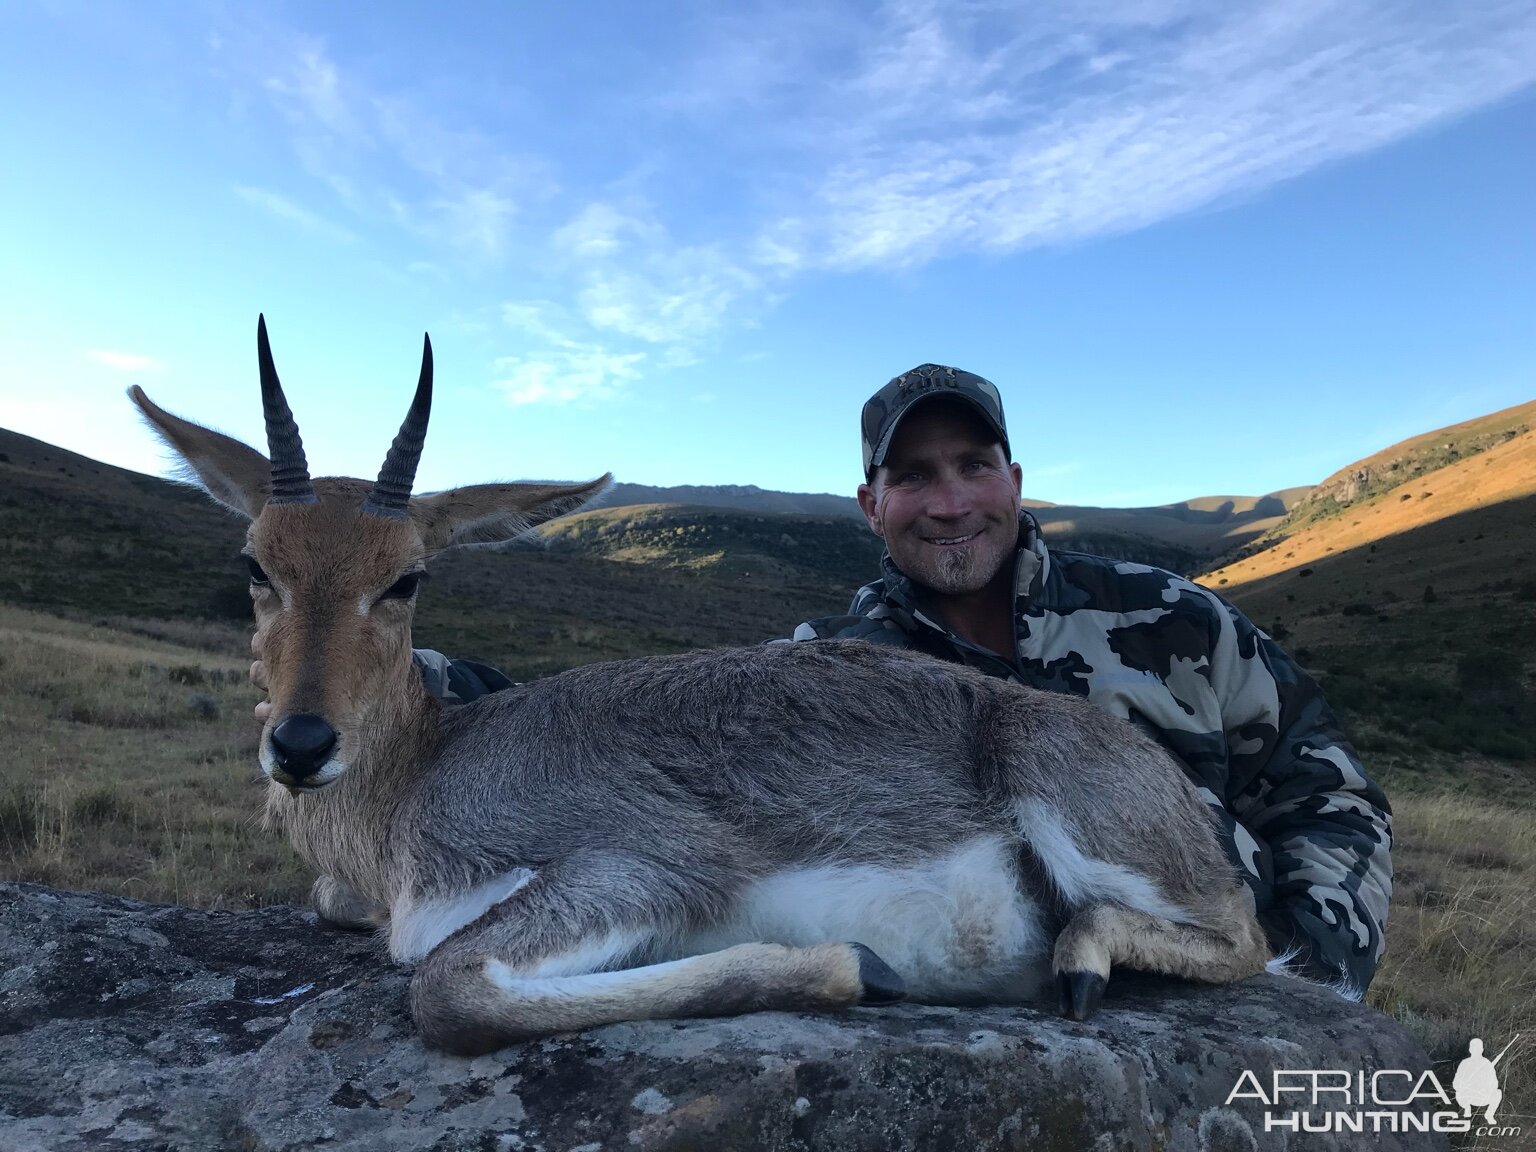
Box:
[1273,399,1535,535]
[1205,400,1536,587]
[583,477,1311,573]
[1202,401,1536,774]
[1025,488,1310,573]
[588,482,862,519]
[0,427,872,678]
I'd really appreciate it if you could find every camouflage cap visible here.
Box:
[861,364,1009,477]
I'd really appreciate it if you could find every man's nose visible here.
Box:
[923,471,972,518]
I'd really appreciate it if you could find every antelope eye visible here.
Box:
[380,573,423,601]
[246,557,271,586]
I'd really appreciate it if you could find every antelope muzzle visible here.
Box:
[268,712,340,788]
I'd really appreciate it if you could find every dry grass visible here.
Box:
[1,601,1531,1134]
[0,604,309,908]
[1370,790,1535,1138]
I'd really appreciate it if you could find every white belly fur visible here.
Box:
[390,868,536,963]
[388,837,1051,1002]
[677,835,1051,1002]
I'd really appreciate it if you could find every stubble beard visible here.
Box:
[903,530,1011,597]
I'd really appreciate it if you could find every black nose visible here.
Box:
[269,713,337,780]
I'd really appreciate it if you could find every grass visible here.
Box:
[0,604,310,908]
[1370,791,1535,1143]
[1,599,1531,1137]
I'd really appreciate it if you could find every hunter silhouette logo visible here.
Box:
[1454,1035,1520,1125]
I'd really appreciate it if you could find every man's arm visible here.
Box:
[1209,598,1393,994]
[409,650,516,703]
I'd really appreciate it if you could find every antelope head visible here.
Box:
[131,316,609,792]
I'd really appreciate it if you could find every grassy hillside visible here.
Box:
[0,605,305,908]
[1270,398,1535,535]
[1206,422,1536,782]
[0,428,877,672]
[0,428,252,621]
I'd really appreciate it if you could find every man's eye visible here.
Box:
[246,558,271,586]
[381,573,424,601]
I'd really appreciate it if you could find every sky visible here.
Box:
[1,1,1533,509]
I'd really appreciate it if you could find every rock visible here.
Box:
[0,883,1443,1151]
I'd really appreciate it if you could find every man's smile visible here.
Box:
[923,530,981,546]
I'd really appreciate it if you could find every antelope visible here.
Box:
[129,317,1272,1056]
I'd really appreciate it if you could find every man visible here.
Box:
[788,363,1392,993]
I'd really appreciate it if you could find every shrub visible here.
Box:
[187,692,221,720]
[71,788,127,827]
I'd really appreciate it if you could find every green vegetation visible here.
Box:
[1225,499,1536,801]
[540,503,884,583]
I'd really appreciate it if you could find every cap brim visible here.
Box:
[868,392,1010,473]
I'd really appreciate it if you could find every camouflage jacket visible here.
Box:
[790,510,1393,992]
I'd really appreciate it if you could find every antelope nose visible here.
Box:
[269,713,337,780]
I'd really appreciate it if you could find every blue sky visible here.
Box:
[1,1,1533,508]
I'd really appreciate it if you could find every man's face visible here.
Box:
[857,399,1023,597]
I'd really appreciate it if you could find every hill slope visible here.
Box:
[586,481,1310,571]
[1277,399,1535,534]
[0,428,875,678]
[1205,413,1536,775]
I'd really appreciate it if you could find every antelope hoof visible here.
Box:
[1057,970,1106,1021]
[850,942,905,1004]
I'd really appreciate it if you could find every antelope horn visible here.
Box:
[259,314,318,506]
[362,334,432,518]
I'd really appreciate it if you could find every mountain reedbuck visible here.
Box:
[130,318,1272,1055]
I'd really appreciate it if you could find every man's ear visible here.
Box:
[410,474,612,553]
[856,479,884,537]
[1009,461,1023,499]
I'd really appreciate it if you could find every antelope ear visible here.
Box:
[129,386,272,519]
[410,474,612,553]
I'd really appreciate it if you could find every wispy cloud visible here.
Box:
[550,202,758,347]
[743,0,1536,269]
[488,203,760,404]
[493,347,645,406]
[234,184,358,243]
[217,3,1536,397]
[493,301,645,405]
[224,32,542,260]
[87,349,162,372]
[261,44,357,138]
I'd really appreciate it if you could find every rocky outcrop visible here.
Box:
[0,884,1443,1151]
